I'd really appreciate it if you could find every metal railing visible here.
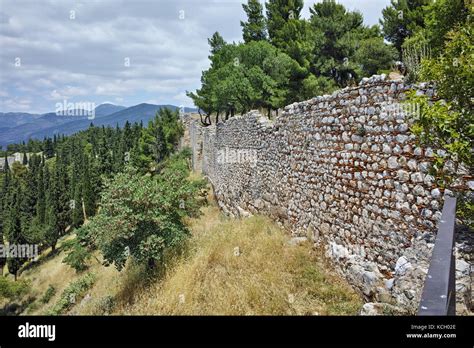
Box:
[418,195,457,316]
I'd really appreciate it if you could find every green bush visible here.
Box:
[0,277,30,300]
[96,295,115,314]
[62,242,91,273]
[48,273,95,315]
[40,285,56,304]
[409,19,473,229]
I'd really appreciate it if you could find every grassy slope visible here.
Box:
[117,202,362,315]
[10,188,362,316]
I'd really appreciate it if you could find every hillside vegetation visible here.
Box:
[2,189,362,316]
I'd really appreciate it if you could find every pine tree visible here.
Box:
[241,0,267,43]
[265,0,303,46]
[208,32,226,56]
[380,0,430,55]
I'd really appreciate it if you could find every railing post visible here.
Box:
[418,195,457,316]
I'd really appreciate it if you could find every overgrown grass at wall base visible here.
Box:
[120,205,362,315]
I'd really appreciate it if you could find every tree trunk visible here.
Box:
[82,198,88,222]
[148,258,156,269]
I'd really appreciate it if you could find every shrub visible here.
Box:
[96,295,115,314]
[40,285,56,304]
[48,273,95,315]
[0,277,30,300]
[62,242,91,273]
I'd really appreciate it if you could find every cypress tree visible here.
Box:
[4,154,9,172]
[44,138,54,159]
[0,166,9,276]
[22,151,28,166]
[36,164,46,224]
[82,156,96,219]
[45,165,60,253]
[71,184,83,228]
[5,183,27,280]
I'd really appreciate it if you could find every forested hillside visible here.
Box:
[0,108,196,283]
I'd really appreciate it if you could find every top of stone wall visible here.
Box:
[189,74,436,131]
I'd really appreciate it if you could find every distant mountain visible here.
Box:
[0,113,87,146]
[94,103,127,117]
[0,103,196,146]
[0,112,43,128]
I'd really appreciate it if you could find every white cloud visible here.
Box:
[2,97,32,111]
[0,0,390,113]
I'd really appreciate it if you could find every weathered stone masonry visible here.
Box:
[186,75,472,314]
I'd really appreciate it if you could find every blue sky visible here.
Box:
[0,0,391,113]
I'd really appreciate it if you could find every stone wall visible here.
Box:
[186,75,472,314]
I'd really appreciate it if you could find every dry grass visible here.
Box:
[16,234,126,315]
[11,184,362,316]
[117,202,362,315]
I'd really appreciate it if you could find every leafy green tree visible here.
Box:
[355,36,398,76]
[3,154,9,172]
[80,151,205,271]
[33,162,46,232]
[189,40,300,120]
[423,0,470,54]
[413,21,474,170]
[241,0,267,43]
[380,0,430,55]
[239,41,298,111]
[62,237,91,273]
[409,18,473,228]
